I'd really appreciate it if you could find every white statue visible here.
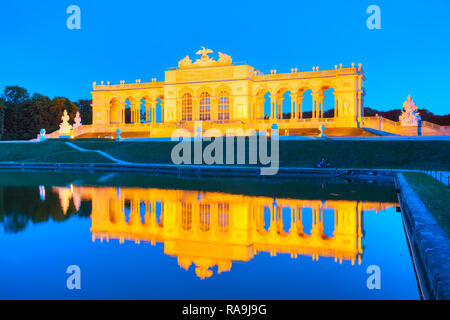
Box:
[399,95,421,126]
[73,112,82,129]
[217,52,232,65]
[59,110,73,136]
[179,48,233,68]
[178,55,192,68]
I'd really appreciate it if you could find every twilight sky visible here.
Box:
[0,0,449,114]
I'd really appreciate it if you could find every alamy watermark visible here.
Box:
[66,265,81,290]
[366,5,381,30]
[366,265,381,290]
[66,5,81,30]
[170,122,279,176]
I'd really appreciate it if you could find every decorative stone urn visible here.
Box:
[39,129,46,141]
[318,124,327,138]
[271,123,279,138]
[116,128,122,141]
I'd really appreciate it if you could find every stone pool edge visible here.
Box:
[0,162,397,180]
[396,173,450,300]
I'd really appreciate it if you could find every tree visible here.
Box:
[1,86,30,105]
[1,86,32,140]
[0,99,5,140]
[75,99,92,125]
[47,97,79,133]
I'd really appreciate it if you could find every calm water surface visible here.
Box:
[0,171,420,299]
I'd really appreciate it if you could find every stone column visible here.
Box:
[160,99,165,123]
[290,94,296,120]
[357,91,363,122]
[150,98,157,123]
[119,102,126,124]
[311,93,319,119]
[298,97,303,119]
[319,94,324,118]
[135,101,142,123]
[145,100,150,123]
[211,97,219,121]
[193,97,200,121]
[334,94,338,118]
[269,94,276,120]
[278,98,283,119]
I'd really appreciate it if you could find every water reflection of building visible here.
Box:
[54,186,398,279]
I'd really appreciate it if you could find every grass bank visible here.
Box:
[73,139,450,170]
[0,139,448,170]
[0,140,113,163]
[403,172,450,237]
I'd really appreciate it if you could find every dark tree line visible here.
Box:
[0,86,92,140]
[0,186,91,233]
[0,85,448,140]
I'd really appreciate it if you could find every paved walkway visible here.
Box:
[65,142,133,165]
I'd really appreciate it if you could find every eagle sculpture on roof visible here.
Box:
[196,47,213,60]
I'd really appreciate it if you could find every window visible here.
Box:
[181,93,192,121]
[181,203,192,231]
[199,92,211,120]
[218,91,230,120]
[199,204,210,232]
[218,203,229,233]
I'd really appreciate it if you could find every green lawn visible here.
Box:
[403,172,450,237]
[0,139,449,170]
[0,140,113,163]
[73,139,450,170]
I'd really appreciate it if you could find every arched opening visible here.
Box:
[322,208,335,238]
[124,200,131,223]
[181,93,192,121]
[109,98,121,124]
[302,207,313,235]
[263,92,271,119]
[322,87,336,118]
[297,89,313,119]
[263,205,271,232]
[218,91,230,121]
[277,89,292,119]
[199,92,211,121]
[109,199,117,224]
[156,96,164,123]
[140,98,147,123]
[139,201,146,224]
[124,99,132,124]
[281,206,291,234]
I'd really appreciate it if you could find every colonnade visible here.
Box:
[255,90,340,120]
[109,98,164,125]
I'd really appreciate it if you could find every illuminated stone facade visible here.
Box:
[80,48,368,138]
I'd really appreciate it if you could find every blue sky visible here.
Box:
[0,0,449,114]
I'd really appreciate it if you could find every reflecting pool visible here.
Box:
[0,171,420,299]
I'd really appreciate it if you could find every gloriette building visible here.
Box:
[69,48,448,138]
